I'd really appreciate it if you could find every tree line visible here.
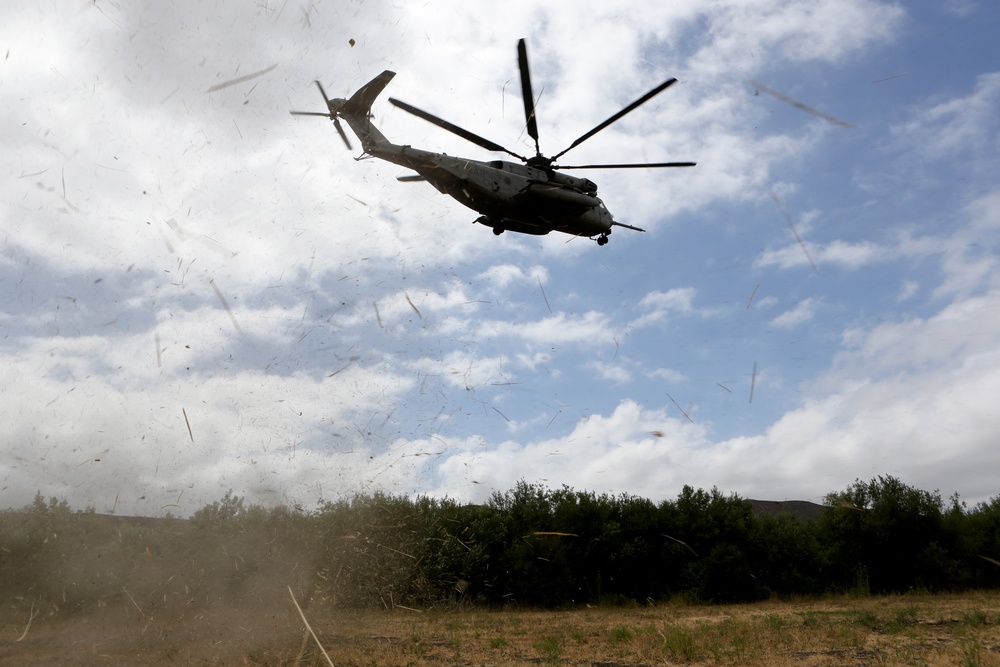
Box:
[302,476,1000,607]
[3,475,999,611]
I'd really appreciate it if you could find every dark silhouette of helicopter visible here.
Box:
[291,39,695,245]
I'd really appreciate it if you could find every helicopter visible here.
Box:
[290,39,695,245]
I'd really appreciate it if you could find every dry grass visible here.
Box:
[3,592,1000,665]
[310,593,1000,667]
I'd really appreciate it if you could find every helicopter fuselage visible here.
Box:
[367,141,616,238]
[292,62,689,244]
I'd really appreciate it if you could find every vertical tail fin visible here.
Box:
[344,70,396,115]
[341,70,396,148]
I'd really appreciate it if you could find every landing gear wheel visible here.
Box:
[493,227,505,236]
[597,234,609,246]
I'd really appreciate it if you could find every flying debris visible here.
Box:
[291,39,696,245]
[663,533,699,557]
[404,292,422,319]
[182,407,194,442]
[746,280,761,310]
[206,63,278,93]
[872,73,909,84]
[537,278,552,313]
[978,554,1000,568]
[749,80,852,128]
[666,392,694,424]
[771,193,819,274]
[209,278,243,332]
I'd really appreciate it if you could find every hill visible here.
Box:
[746,499,829,521]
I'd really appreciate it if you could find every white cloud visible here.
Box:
[893,72,1000,160]
[426,400,709,500]
[756,239,889,271]
[685,0,904,78]
[588,361,632,384]
[834,290,1000,377]
[639,287,696,313]
[405,350,514,391]
[818,240,884,270]
[632,287,697,327]
[476,264,549,289]
[770,298,817,328]
[648,367,688,383]
[478,311,613,346]
[898,280,919,302]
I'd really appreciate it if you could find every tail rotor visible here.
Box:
[290,80,353,150]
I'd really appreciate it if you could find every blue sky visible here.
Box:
[2,0,999,515]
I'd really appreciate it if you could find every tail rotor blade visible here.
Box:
[333,118,352,150]
[314,80,333,110]
[517,39,541,156]
[290,81,352,150]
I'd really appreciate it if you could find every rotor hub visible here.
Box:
[526,155,554,171]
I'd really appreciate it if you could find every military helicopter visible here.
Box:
[290,39,695,245]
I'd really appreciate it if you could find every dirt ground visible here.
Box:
[4,593,1000,666]
[1,600,315,666]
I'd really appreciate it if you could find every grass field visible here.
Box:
[3,591,999,666]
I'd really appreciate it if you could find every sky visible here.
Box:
[2,0,999,516]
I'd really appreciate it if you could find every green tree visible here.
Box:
[749,512,825,596]
[485,481,574,606]
[966,495,1000,588]
[668,486,766,602]
[819,475,952,593]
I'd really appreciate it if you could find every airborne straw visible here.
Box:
[182,408,194,442]
[771,193,819,274]
[288,586,335,667]
[666,392,694,424]
[750,80,851,127]
[206,63,278,93]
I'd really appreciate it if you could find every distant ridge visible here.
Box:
[746,499,829,521]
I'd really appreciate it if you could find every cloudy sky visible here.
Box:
[3,0,999,516]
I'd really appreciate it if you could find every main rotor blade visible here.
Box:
[517,39,541,156]
[557,161,696,169]
[289,111,334,117]
[388,97,527,161]
[552,77,678,161]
